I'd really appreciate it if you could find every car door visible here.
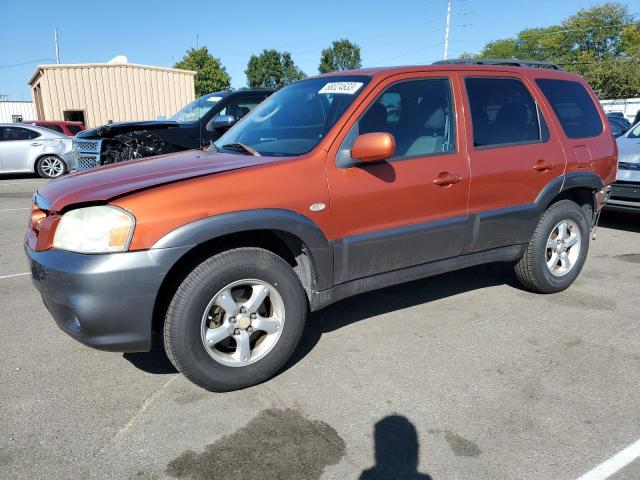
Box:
[326,73,470,284]
[0,127,43,172]
[459,73,567,252]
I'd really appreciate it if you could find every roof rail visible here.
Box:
[432,58,562,70]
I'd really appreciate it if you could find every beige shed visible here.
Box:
[28,62,196,128]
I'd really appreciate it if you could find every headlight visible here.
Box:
[53,206,135,253]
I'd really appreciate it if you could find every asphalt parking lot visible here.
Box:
[1,175,639,480]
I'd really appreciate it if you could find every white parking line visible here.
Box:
[0,182,45,186]
[576,437,640,480]
[0,207,30,212]
[0,272,30,280]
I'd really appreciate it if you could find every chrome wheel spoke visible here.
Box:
[560,252,572,270]
[205,324,231,346]
[232,330,251,363]
[565,232,579,248]
[216,289,240,316]
[547,238,557,249]
[244,284,269,313]
[547,251,559,269]
[557,221,567,240]
[252,315,281,334]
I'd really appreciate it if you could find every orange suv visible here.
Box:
[26,59,616,391]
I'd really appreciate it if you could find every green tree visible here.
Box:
[576,58,640,98]
[245,50,306,89]
[474,2,640,98]
[174,47,231,97]
[318,39,362,73]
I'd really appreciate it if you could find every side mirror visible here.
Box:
[350,132,396,163]
[206,114,238,132]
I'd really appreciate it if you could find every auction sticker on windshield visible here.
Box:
[318,82,364,95]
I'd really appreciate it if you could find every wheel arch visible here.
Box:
[537,172,604,221]
[150,209,333,334]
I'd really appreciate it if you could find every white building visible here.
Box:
[0,100,35,123]
[600,98,640,123]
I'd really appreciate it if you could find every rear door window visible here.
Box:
[465,77,548,148]
[535,79,603,139]
[0,127,37,141]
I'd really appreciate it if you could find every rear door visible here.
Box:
[326,73,470,284]
[460,73,567,251]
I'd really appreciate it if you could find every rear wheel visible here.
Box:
[164,248,307,391]
[515,200,590,293]
[36,155,66,179]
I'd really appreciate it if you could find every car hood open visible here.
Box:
[76,120,181,139]
[37,150,284,212]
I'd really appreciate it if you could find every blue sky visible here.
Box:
[1,0,638,101]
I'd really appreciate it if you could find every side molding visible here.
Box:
[151,209,333,290]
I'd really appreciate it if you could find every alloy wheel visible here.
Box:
[200,279,285,367]
[545,219,581,277]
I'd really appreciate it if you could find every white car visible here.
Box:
[0,124,75,178]
[608,122,640,212]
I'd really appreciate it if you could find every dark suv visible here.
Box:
[72,89,272,170]
[26,60,616,391]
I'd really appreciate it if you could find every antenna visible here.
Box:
[443,0,452,60]
[54,28,60,64]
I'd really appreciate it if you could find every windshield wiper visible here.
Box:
[220,143,261,156]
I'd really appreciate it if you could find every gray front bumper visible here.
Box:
[26,245,190,352]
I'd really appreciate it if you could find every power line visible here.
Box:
[0,58,54,69]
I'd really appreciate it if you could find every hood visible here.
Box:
[38,150,284,212]
[77,120,180,139]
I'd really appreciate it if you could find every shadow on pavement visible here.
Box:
[599,210,640,233]
[123,335,177,374]
[360,415,432,480]
[0,173,41,180]
[287,261,521,371]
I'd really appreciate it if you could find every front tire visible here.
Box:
[164,248,307,392]
[515,200,590,293]
[36,155,67,179]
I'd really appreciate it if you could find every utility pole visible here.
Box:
[54,28,60,64]
[443,0,452,60]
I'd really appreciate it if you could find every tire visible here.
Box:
[36,155,67,179]
[164,247,307,392]
[515,199,590,293]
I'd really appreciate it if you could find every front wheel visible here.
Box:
[36,155,67,179]
[163,248,307,391]
[515,199,590,293]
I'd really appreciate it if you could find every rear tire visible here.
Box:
[164,247,307,392]
[515,200,590,293]
[36,155,67,179]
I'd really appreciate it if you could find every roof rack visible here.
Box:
[432,58,562,70]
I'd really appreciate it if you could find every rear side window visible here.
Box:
[0,127,39,141]
[43,125,65,134]
[535,79,603,139]
[67,125,82,135]
[465,77,548,148]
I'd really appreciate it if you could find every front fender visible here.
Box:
[151,208,333,290]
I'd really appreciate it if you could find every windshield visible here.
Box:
[214,76,371,156]
[627,122,640,139]
[171,92,226,123]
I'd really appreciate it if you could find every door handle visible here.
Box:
[30,142,43,146]
[433,172,462,186]
[532,159,554,172]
